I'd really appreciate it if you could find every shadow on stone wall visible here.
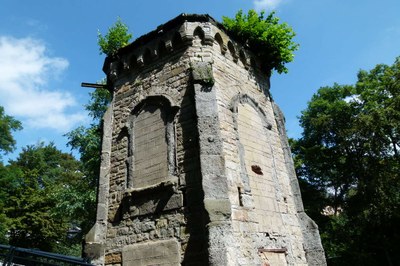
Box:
[179,83,209,265]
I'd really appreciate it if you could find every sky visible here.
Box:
[1,0,400,163]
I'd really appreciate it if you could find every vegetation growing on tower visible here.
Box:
[97,18,133,56]
[223,9,299,74]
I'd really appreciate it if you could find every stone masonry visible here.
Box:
[84,14,326,266]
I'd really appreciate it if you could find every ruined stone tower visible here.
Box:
[84,14,326,266]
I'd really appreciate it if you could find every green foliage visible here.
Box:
[292,57,400,265]
[97,18,133,56]
[222,9,299,74]
[0,106,22,159]
[0,143,86,253]
[0,164,19,244]
[0,87,111,255]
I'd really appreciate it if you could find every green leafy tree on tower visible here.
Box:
[223,9,299,74]
[97,18,133,56]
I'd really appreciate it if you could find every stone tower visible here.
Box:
[84,14,326,266]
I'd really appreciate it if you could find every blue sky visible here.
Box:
[1,0,400,162]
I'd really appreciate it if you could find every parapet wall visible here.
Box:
[85,14,326,266]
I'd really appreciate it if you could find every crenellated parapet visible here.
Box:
[103,14,260,87]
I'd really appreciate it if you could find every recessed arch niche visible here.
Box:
[231,94,282,232]
[126,96,178,188]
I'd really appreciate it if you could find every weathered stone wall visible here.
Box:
[210,34,309,265]
[85,14,326,266]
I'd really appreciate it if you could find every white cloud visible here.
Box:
[0,36,86,132]
[254,0,283,11]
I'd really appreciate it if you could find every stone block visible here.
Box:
[204,198,231,222]
[122,239,180,266]
[105,252,122,264]
[125,192,183,217]
[84,242,105,261]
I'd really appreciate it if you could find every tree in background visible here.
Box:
[0,143,85,255]
[0,84,110,258]
[291,57,400,265]
[0,106,96,256]
[0,106,22,160]
[223,9,299,74]
[0,106,21,242]
[0,17,123,255]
